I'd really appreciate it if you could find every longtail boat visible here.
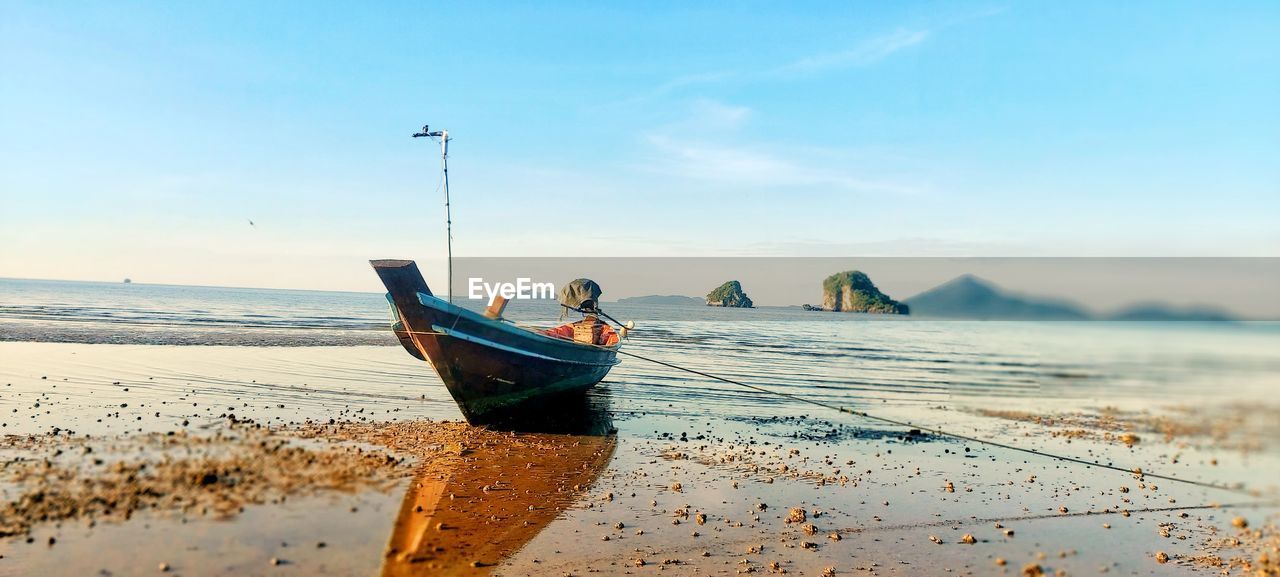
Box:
[371,259,620,424]
[371,125,625,424]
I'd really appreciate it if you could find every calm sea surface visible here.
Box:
[3,277,1278,423]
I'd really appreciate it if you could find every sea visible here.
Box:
[2,277,1278,421]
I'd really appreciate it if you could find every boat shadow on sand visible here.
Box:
[380,390,617,576]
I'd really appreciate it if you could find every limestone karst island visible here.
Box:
[705,280,754,308]
[819,271,909,314]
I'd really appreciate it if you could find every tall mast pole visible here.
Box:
[440,130,452,304]
[412,124,453,304]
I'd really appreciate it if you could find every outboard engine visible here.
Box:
[558,278,603,313]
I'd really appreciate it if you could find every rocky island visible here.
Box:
[821,271,908,314]
[706,281,754,308]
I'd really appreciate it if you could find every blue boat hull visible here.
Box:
[371,259,619,424]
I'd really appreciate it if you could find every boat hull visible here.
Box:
[371,260,619,424]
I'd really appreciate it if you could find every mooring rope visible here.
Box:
[616,348,1262,498]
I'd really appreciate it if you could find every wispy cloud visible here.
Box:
[775,29,930,75]
[611,7,1008,106]
[646,71,738,100]
[594,26,936,112]
[634,97,927,197]
[643,132,922,196]
[684,99,752,131]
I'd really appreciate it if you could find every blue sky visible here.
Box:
[1,1,1277,291]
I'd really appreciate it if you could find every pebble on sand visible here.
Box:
[960,533,976,544]
[1155,551,1169,564]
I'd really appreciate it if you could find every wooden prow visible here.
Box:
[371,260,433,318]
[370,259,437,354]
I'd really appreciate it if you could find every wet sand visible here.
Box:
[2,342,1278,576]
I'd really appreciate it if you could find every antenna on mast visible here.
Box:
[412,124,453,304]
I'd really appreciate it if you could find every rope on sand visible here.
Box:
[617,348,1263,498]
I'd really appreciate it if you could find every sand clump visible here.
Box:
[0,419,511,538]
[974,405,1278,452]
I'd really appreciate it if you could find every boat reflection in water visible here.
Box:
[380,390,616,576]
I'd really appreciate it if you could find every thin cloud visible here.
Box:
[648,71,738,99]
[591,71,737,111]
[777,29,930,74]
[600,27,932,112]
[617,7,1010,104]
[685,99,752,131]
[643,133,922,196]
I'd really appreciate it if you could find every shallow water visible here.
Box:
[4,278,1278,412]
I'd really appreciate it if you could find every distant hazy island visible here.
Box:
[615,295,704,306]
[706,281,753,308]
[821,271,908,314]
[904,275,1236,321]
[905,274,1088,320]
[1105,303,1235,322]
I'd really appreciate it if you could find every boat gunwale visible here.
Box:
[415,291,622,356]
[427,323,621,367]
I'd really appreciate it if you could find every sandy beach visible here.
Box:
[2,340,1277,576]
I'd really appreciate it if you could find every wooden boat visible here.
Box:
[371,259,620,424]
[372,126,622,424]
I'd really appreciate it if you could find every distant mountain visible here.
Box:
[904,275,1089,320]
[615,295,704,306]
[1106,303,1236,321]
